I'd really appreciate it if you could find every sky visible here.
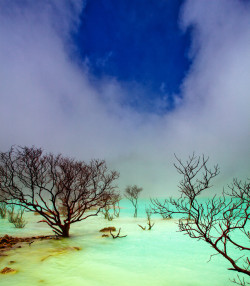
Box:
[0,0,250,197]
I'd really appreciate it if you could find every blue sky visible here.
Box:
[73,0,191,112]
[0,0,250,196]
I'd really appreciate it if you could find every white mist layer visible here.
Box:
[0,200,237,286]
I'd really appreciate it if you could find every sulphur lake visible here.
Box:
[0,199,242,286]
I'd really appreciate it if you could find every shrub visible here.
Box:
[12,208,26,228]
[7,205,26,228]
[0,202,7,218]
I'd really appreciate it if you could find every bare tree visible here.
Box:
[138,207,155,230]
[0,146,119,237]
[101,192,122,220]
[101,205,114,221]
[151,154,250,284]
[152,153,219,219]
[175,153,219,220]
[111,193,122,218]
[125,185,143,218]
[100,194,114,221]
[110,228,127,239]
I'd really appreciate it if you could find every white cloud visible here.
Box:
[177,0,250,176]
[0,0,249,197]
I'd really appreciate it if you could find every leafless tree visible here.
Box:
[111,193,122,218]
[138,207,155,230]
[110,228,127,239]
[145,207,155,230]
[101,192,121,220]
[125,185,143,218]
[101,205,114,221]
[152,153,219,219]
[0,146,119,237]
[151,154,249,284]
[100,195,114,221]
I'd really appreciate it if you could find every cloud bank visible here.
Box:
[0,0,249,196]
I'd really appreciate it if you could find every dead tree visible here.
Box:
[111,193,122,218]
[0,146,119,237]
[138,224,146,230]
[178,180,250,284]
[174,153,219,220]
[151,153,219,219]
[101,193,121,220]
[125,185,143,218]
[110,228,127,239]
[101,205,114,221]
[138,207,155,230]
[100,195,114,221]
[145,207,155,230]
[151,154,250,284]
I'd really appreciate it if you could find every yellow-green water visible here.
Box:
[0,203,238,286]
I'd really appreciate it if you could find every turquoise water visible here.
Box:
[0,199,246,286]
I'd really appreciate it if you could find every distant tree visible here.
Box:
[100,195,114,221]
[151,154,250,285]
[111,193,122,218]
[101,192,122,220]
[125,185,143,217]
[0,146,119,237]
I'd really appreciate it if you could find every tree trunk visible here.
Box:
[61,223,70,237]
[188,203,191,220]
[134,207,137,218]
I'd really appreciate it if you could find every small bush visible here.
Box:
[101,206,114,221]
[7,205,15,223]
[0,202,7,218]
[12,214,26,228]
[8,205,26,228]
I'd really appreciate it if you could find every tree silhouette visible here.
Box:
[151,154,249,285]
[125,185,143,217]
[0,146,119,237]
